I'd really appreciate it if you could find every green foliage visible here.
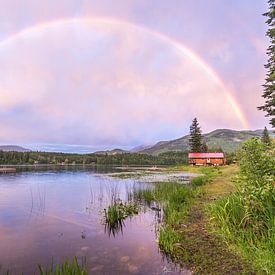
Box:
[209,139,275,273]
[189,118,202,152]
[159,227,181,255]
[262,127,272,145]
[237,138,274,186]
[132,188,155,205]
[134,181,195,257]
[0,151,188,166]
[190,167,221,186]
[103,202,139,236]
[38,257,88,275]
[191,175,209,187]
[258,0,275,127]
[225,152,237,165]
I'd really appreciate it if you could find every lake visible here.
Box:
[0,166,191,274]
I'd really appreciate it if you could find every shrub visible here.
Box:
[209,139,275,272]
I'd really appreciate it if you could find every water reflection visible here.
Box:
[0,167,188,274]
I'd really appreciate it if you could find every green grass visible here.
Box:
[187,166,225,190]
[132,188,155,205]
[133,165,258,274]
[132,166,220,258]
[209,193,275,273]
[103,202,139,236]
[38,257,88,275]
[133,181,196,256]
[158,227,181,256]
[0,257,88,275]
[208,140,275,274]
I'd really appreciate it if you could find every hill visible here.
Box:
[0,145,31,152]
[139,129,274,155]
[130,144,153,152]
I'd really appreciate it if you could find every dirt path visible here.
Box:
[174,166,255,274]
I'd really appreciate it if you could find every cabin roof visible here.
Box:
[188,152,224,159]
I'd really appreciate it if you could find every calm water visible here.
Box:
[0,167,189,274]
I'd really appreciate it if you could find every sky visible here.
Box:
[0,0,270,152]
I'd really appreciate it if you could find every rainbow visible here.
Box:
[0,17,249,128]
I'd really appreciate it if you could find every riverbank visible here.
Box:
[137,165,256,274]
[177,165,255,274]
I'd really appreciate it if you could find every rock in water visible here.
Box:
[128,264,139,273]
[120,256,130,263]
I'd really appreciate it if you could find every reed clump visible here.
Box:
[38,257,88,275]
[134,182,195,255]
[103,201,139,236]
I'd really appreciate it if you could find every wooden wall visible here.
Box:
[189,158,225,166]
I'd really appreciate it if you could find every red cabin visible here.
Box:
[188,152,226,166]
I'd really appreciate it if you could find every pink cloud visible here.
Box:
[0,21,247,146]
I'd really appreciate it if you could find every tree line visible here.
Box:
[0,150,188,166]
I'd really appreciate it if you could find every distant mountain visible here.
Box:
[139,129,274,155]
[130,144,153,152]
[94,148,129,155]
[0,145,31,152]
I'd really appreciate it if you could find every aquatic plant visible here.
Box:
[38,257,88,275]
[158,227,181,256]
[132,188,155,205]
[133,182,195,256]
[103,201,139,236]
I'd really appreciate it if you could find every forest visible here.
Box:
[0,150,190,166]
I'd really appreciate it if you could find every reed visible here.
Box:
[159,227,181,256]
[38,257,88,275]
[103,201,139,236]
[133,182,195,256]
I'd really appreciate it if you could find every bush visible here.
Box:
[209,139,275,272]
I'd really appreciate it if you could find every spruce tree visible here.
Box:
[258,0,275,127]
[262,127,271,145]
[189,118,202,152]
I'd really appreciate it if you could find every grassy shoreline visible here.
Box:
[136,165,257,274]
[2,163,272,274]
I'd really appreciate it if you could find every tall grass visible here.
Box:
[38,257,88,275]
[1,258,88,274]
[103,201,139,236]
[134,182,195,256]
[159,227,181,255]
[209,139,275,273]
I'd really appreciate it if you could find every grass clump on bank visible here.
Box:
[209,139,275,273]
[159,227,181,255]
[134,182,196,256]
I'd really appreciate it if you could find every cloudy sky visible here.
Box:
[0,0,270,152]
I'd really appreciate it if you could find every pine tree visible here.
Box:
[262,127,271,145]
[258,0,275,127]
[189,118,202,152]
[201,141,208,152]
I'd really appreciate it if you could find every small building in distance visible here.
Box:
[188,152,226,166]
